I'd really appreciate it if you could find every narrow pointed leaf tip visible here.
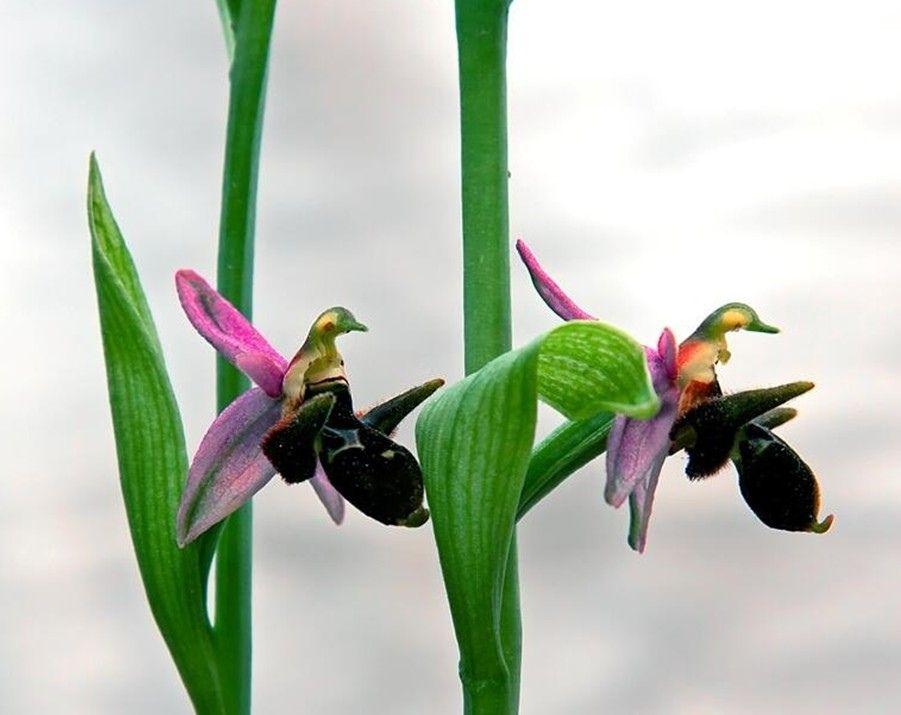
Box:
[88,156,225,711]
[515,239,596,321]
[416,319,656,691]
[175,269,287,397]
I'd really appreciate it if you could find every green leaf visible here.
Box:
[215,0,241,60]
[415,320,657,707]
[89,155,225,713]
[517,410,615,520]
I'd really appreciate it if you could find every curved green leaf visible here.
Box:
[89,155,225,713]
[517,410,615,520]
[415,320,657,709]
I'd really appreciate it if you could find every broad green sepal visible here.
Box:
[538,321,660,420]
[89,155,225,712]
[415,320,656,707]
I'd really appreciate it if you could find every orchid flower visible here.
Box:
[516,240,833,553]
[175,270,441,546]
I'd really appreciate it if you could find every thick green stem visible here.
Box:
[458,0,512,372]
[456,1,519,713]
[214,2,277,713]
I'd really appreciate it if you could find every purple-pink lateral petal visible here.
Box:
[176,269,288,397]
[515,239,596,321]
[605,341,680,508]
[656,328,678,381]
[309,461,345,525]
[177,387,282,546]
[627,448,668,553]
[606,335,682,552]
[604,395,678,509]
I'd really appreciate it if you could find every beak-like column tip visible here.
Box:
[749,320,780,335]
[400,505,430,528]
[810,514,834,534]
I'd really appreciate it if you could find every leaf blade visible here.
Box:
[416,321,657,696]
[214,0,241,60]
[517,410,615,520]
[89,155,224,712]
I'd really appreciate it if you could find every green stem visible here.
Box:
[458,0,512,372]
[456,1,519,712]
[214,2,277,713]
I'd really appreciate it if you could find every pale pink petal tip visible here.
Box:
[177,388,282,546]
[514,239,596,321]
[657,328,678,379]
[310,463,345,525]
[175,269,287,397]
[626,450,667,553]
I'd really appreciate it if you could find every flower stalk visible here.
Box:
[214,1,278,712]
[455,1,519,712]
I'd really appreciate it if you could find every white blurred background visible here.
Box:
[3,1,901,712]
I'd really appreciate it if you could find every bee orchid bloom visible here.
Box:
[516,240,833,552]
[175,270,441,546]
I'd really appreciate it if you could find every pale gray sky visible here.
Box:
[3,1,901,713]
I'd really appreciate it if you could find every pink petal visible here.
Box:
[515,239,596,321]
[656,328,678,381]
[309,461,345,525]
[606,338,682,551]
[177,387,282,546]
[627,448,668,553]
[604,386,679,508]
[176,270,287,397]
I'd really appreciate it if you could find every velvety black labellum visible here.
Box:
[673,399,738,480]
[262,393,335,484]
[733,423,830,533]
[672,382,814,479]
[317,383,429,527]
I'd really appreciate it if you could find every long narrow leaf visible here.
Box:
[415,320,657,703]
[89,155,225,713]
[517,411,614,520]
[214,0,242,60]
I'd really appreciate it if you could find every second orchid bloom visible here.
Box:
[517,240,833,553]
[174,270,440,546]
